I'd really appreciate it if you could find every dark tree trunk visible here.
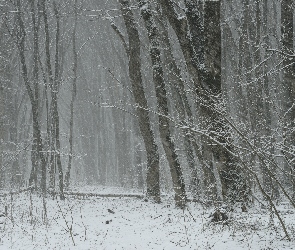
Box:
[40,0,55,193]
[65,0,78,190]
[156,7,199,199]
[161,0,248,203]
[139,0,187,208]
[119,0,161,202]
[52,2,64,200]
[0,75,4,189]
[16,0,47,194]
[185,0,205,72]
[281,0,295,198]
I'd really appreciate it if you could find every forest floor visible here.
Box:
[0,186,295,249]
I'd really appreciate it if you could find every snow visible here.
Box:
[139,3,148,12]
[0,187,295,249]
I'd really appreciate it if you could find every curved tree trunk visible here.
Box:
[139,0,187,208]
[17,0,47,195]
[160,0,248,203]
[156,7,200,199]
[119,0,161,202]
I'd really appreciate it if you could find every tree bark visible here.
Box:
[65,0,78,190]
[119,0,161,202]
[40,0,55,192]
[0,75,4,189]
[281,0,295,198]
[17,0,47,194]
[156,8,199,199]
[161,0,248,202]
[52,1,65,200]
[139,0,187,207]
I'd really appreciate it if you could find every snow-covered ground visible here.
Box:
[0,187,295,249]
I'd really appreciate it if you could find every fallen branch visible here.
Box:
[63,192,144,199]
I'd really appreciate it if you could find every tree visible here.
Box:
[281,0,295,198]
[0,13,20,188]
[0,56,4,188]
[14,0,47,195]
[156,7,200,199]
[1,0,69,198]
[139,0,187,207]
[118,0,161,202]
[65,0,78,189]
[160,0,248,202]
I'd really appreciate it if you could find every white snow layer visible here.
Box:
[0,186,294,249]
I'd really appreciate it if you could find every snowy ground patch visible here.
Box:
[0,188,294,249]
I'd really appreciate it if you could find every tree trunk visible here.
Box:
[160,0,248,203]
[0,77,4,189]
[40,0,55,193]
[139,0,187,207]
[185,0,205,72]
[156,8,200,199]
[65,0,78,190]
[53,2,65,200]
[281,0,295,198]
[119,0,161,202]
[17,0,47,194]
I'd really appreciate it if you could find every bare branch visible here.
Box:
[110,20,130,57]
